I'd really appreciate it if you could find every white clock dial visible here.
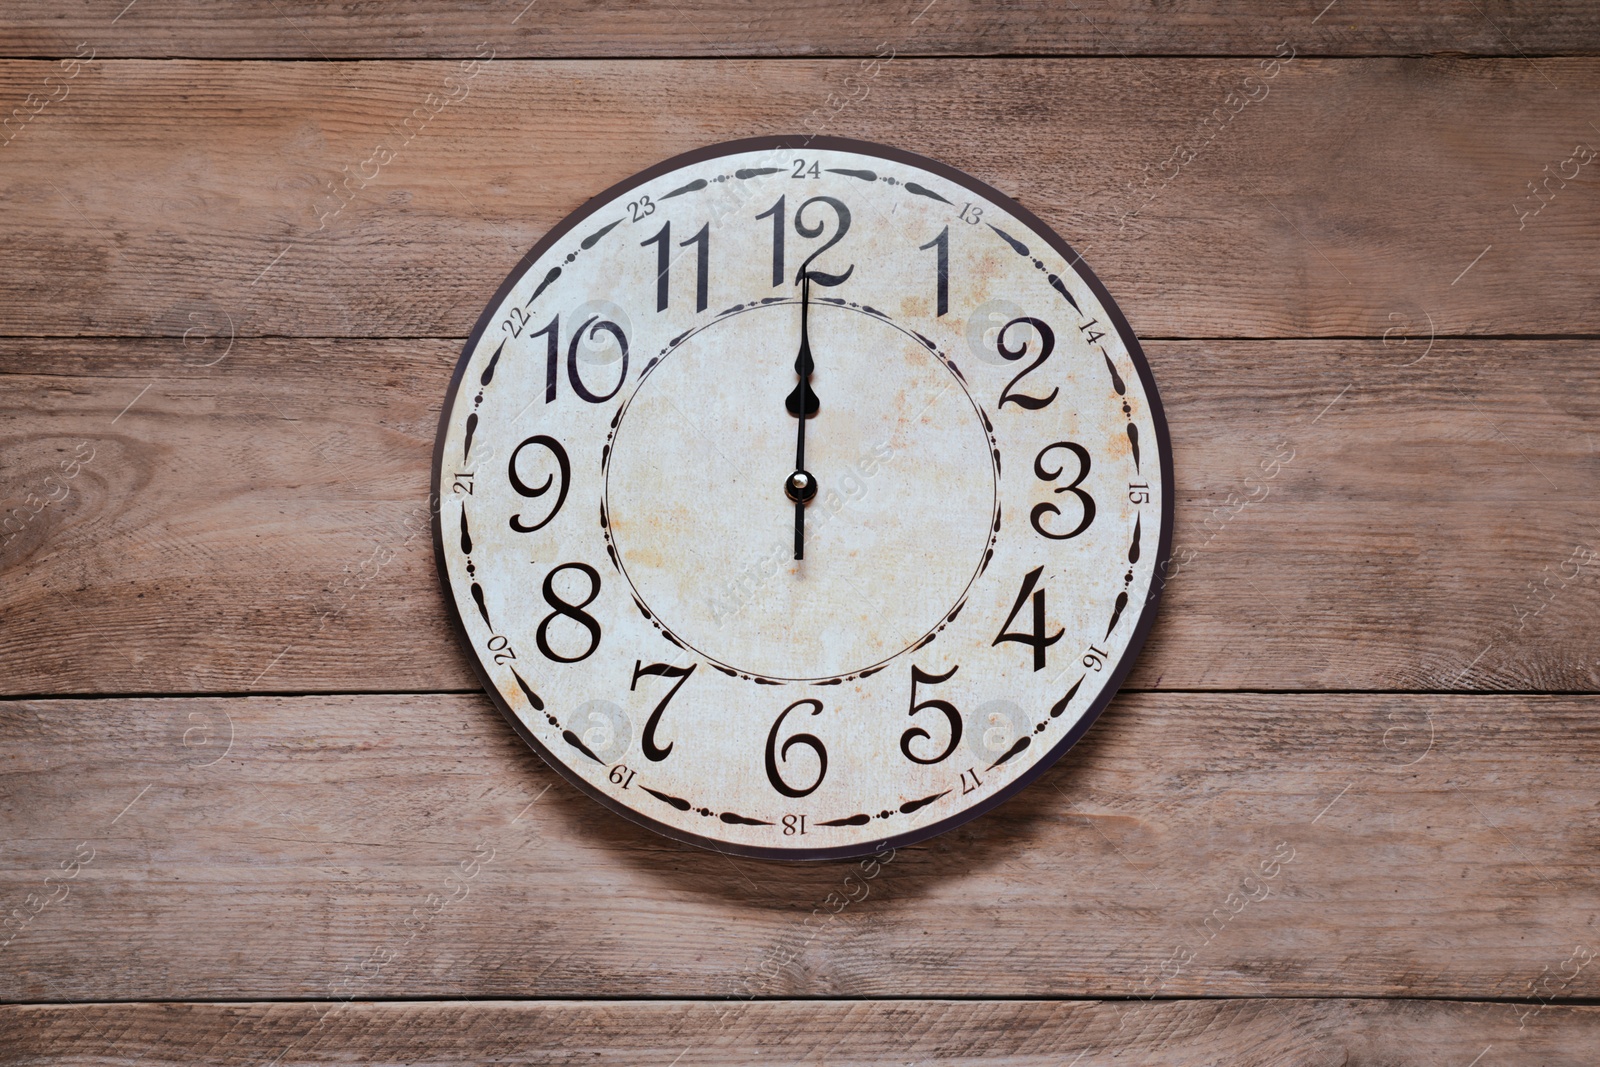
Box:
[434,137,1171,860]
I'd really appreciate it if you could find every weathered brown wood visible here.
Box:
[1,59,1598,339]
[1,692,1594,1001]
[2,0,1594,1039]
[6,1,1600,59]
[3,999,1596,1065]
[4,337,1596,696]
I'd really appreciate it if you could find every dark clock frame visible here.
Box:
[432,135,1174,862]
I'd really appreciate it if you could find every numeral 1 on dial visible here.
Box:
[755,194,785,287]
[918,225,949,317]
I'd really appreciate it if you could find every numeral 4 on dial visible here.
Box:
[993,565,1064,671]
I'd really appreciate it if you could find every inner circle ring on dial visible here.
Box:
[603,299,998,683]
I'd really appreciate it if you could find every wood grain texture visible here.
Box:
[1,691,1595,1001]
[6,0,1600,59]
[2,0,1597,1043]
[4,999,1597,1065]
[2,58,1599,339]
[4,337,1597,696]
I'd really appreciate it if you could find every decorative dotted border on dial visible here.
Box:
[454,503,609,771]
[633,785,775,829]
[983,214,1146,475]
[513,162,930,319]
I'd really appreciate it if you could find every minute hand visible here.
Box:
[784,273,820,559]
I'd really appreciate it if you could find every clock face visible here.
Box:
[434,137,1171,860]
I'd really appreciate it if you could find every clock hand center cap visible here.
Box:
[784,469,818,503]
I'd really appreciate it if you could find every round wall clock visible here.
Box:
[433,136,1171,860]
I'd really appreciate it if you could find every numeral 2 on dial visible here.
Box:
[997,316,1058,411]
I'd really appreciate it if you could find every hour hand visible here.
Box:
[785,362,820,417]
[785,274,819,560]
[786,277,820,418]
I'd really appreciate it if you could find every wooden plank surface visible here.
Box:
[5,7,1600,1040]
[1,691,1594,1001]
[7,1,1600,59]
[5,337,1596,696]
[4,999,1597,1066]
[2,59,1599,340]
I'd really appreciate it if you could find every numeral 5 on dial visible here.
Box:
[901,664,962,765]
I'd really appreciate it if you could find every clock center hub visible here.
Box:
[784,469,818,503]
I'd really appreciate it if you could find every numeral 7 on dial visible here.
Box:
[631,660,696,762]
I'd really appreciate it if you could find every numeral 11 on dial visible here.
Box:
[641,221,709,312]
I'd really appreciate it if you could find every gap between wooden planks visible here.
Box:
[0,692,1593,1002]
[2,338,1596,695]
[0,59,1597,339]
